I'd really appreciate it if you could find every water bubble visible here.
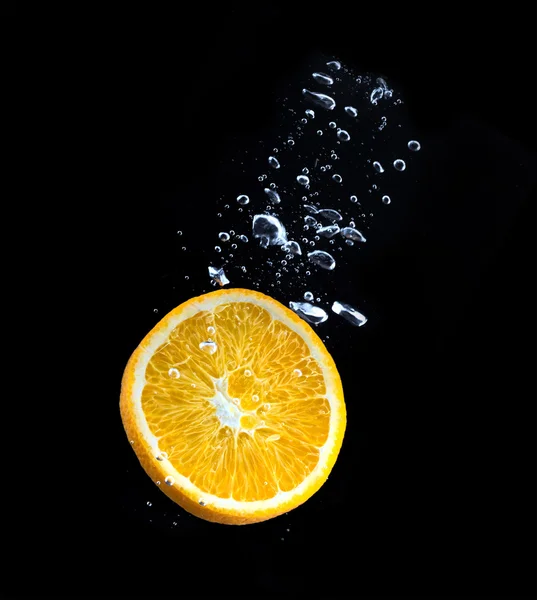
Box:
[376,77,393,98]
[252,214,287,248]
[328,121,336,129]
[345,240,354,246]
[332,301,368,327]
[293,368,302,377]
[156,451,169,461]
[147,501,152,507]
[231,243,237,249]
[153,309,158,313]
[350,195,358,203]
[264,188,281,204]
[332,174,342,183]
[168,368,180,379]
[281,240,302,256]
[288,139,295,146]
[207,326,216,335]
[239,234,248,243]
[302,167,309,174]
[289,301,328,325]
[215,246,221,253]
[273,147,279,153]
[268,156,280,169]
[252,394,259,402]
[326,60,341,71]
[303,205,318,217]
[300,117,307,124]
[305,109,315,118]
[199,499,206,506]
[312,72,334,85]
[177,230,182,235]
[244,369,252,377]
[218,232,230,242]
[156,481,161,485]
[302,89,336,110]
[208,265,230,286]
[297,175,310,186]
[393,159,406,171]
[304,215,317,226]
[337,129,350,142]
[370,87,383,105]
[408,140,421,151]
[344,106,358,117]
[258,176,264,182]
[304,291,314,301]
[317,224,340,238]
[307,250,336,270]
[199,340,218,354]
[164,476,174,486]
[317,130,323,135]
[185,275,189,280]
[130,440,134,444]
[382,195,391,204]
[340,226,367,243]
[318,208,343,221]
[373,161,384,173]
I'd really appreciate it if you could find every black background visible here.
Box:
[8,2,536,597]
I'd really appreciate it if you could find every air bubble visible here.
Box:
[168,368,180,379]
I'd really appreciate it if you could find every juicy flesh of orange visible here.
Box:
[142,301,331,502]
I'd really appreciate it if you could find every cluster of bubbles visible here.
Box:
[203,57,421,328]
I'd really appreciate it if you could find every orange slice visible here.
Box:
[120,288,346,524]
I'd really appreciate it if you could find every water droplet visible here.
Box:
[317,224,340,238]
[328,121,336,129]
[177,230,183,235]
[370,87,384,105]
[337,129,350,142]
[317,130,323,136]
[164,476,174,486]
[147,501,152,507]
[350,195,358,203]
[239,234,248,243]
[312,72,334,85]
[157,451,168,461]
[345,106,358,117]
[252,214,287,248]
[393,159,406,171]
[289,301,329,325]
[305,109,315,118]
[332,301,368,326]
[244,369,252,377]
[264,188,281,204]
[332,174,342,183]
[408,140,421,151]
[168,368,180,379]
[207,326,216,335]
[281,240,302,256]
[237,194,249,205]
[340,227,367,243]
[208,265,230,286]
[382,195,391,204]
[326,60,341,71]
[268,156,280,169]
[307,250,336,270]
[318,208,343,221]
[199,340,218,355]
[373,161,384,173]
[293,369,302,377]
[218,232,230,242]
[302,89,336,110]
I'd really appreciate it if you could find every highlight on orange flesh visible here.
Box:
[120,288,346,524]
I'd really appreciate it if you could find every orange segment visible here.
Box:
[120,288,346,524]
